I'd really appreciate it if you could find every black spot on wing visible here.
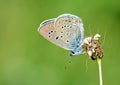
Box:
[48,30,55,35]
[64,25,66,28]
[56,36,59,40]
[67,40,69,43]
[70,26,72,28]
[67,25,69,27]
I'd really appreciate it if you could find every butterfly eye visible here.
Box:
[70,51,75,56]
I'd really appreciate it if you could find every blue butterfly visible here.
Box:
[38,14,84,56]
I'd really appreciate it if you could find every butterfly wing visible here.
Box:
[54,14,84,52]
[38,18,70,50]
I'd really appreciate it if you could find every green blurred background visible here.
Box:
[0,0,120,85]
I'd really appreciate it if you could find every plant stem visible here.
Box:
[97,59,103,85]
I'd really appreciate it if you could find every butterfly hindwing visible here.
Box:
[55,14,84,50]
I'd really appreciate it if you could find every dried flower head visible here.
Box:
[82,34,103,60]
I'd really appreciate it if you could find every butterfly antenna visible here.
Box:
[88,24,93,37]
[101,31,107,46]
[97,27,100,35]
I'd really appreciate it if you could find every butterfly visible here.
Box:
[38,14,84,56]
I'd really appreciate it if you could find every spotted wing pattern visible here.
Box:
[38,14,84,55]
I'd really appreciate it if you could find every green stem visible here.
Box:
[97,59,103,85]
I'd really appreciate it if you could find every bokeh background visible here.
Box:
[0,0,120,85]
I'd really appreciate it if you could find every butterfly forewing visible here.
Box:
[38,18,70,50]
